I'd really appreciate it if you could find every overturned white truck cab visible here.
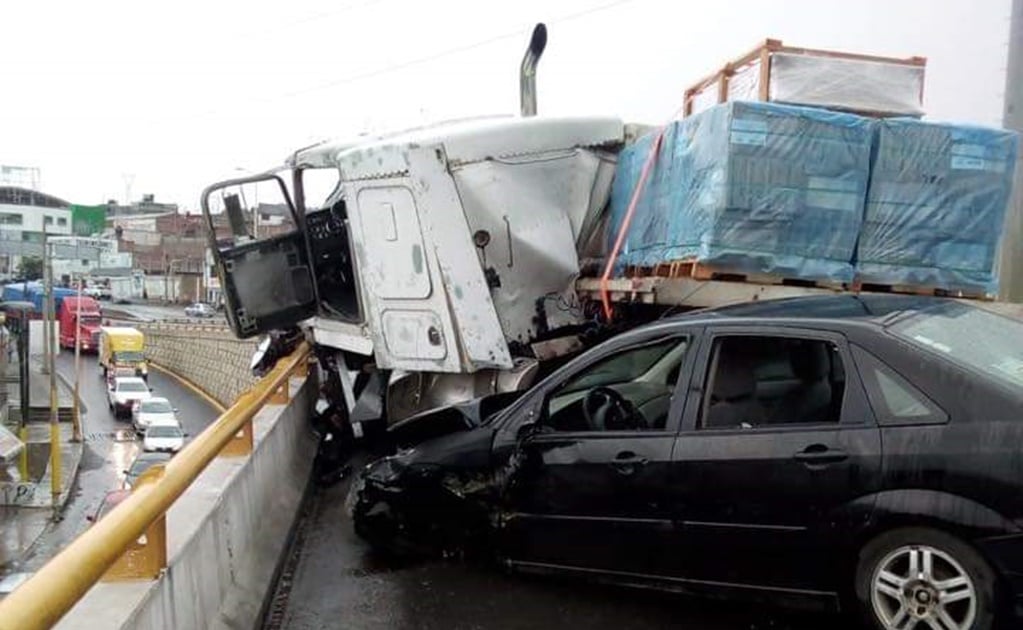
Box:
[202,111,635,422]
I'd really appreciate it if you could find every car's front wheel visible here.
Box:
[855,527,1000,630]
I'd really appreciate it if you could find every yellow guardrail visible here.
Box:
[0,341,312,630]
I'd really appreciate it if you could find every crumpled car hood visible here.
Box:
[387,390,525,450]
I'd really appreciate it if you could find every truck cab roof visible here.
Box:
[289,115,625,176]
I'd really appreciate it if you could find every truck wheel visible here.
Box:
[854,527,999,630]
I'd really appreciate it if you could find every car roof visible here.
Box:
[100,489,131,507]
[141,397,170,405]
[114,376,147,384]
[666,294,963,326]
[146,417,181,428]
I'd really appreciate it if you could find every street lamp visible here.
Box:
[71,274,84,443]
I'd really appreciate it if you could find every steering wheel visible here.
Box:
[582,387,642,431]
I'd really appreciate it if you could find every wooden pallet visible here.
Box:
[853,282,994,301]
[624,260,848,291]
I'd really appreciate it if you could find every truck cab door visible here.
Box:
[201,175,317,338]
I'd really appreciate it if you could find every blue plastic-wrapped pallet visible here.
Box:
[608,101,874,282]
[856,119,1019,294]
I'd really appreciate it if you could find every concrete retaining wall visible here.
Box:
[56,374,317,630]
[137,324,257,407]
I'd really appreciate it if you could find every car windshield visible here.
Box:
[889,302,1023,393]
[114,351,144,363]
[142,400,173,413]
[147,426,182,438]
[118,380,148,392]
[559,338,682,395]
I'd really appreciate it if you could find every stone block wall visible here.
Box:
[137,323,257,408]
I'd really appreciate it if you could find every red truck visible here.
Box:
[58,295,103,352]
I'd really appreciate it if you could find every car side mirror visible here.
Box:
[85,515,95,523]
[184,432,190,437]
[516,422,541,442]
[122,469,129,475]
[173,408,179,413]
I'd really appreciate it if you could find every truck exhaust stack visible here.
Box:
[520,23,547,117]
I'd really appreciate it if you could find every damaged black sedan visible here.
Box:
[347,294,1023,630]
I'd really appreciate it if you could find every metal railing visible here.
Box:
[0,341,312,630]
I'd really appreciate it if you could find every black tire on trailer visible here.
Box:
[854,527,1000,630]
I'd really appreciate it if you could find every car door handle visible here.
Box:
[793,446,848,465]
[611,451,648,476]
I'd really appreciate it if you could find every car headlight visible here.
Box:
[365,449,415,484]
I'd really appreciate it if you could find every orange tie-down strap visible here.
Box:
[600,128,666,320]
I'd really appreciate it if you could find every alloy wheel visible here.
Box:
[871,544,976,630]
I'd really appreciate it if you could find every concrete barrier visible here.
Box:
[54,373,317,630]
[137,325,257,407]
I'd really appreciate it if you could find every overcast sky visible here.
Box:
[0,0,1012,209]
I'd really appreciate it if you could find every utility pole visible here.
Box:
[1001,0,1023,300]
[71,276,83,443]
[45,238,61,519]
[41,230,49,375]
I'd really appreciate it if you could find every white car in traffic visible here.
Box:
[184,302,216,318]
[132,397,178,433]
[142,422,187,453]
[107,376,152,419]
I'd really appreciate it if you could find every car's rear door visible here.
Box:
[662,326,882,592]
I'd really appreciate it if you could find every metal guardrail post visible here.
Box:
[0,342,311,630]
[218,417,254,458]
[269,379,289,404]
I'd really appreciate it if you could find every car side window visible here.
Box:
[851,345,947,426]
[701,335,846,430]
[543,337,689,432]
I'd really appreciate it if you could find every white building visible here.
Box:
[0,186,73,276]
[48,236,132,280]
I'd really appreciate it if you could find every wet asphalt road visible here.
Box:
[266,468,860,630]
[1,349,218,578]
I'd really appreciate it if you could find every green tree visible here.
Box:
[16,256,43,281]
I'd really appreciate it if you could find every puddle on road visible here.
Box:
[83,430,137,444]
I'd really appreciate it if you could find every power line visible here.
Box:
[155,0,642,126]
[276,0,641,101]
